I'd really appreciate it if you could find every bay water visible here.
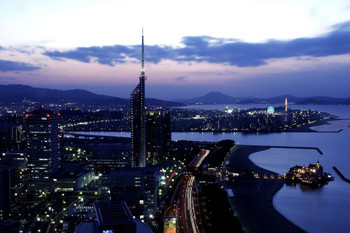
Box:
[75,104,350,232]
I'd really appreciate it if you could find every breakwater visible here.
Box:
[333,166,350,184]
[264,145,323,155]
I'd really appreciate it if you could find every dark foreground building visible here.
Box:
[145,110,171,165]
[102,167,159,221]
[74,201,152,233]
[0,168,11,211]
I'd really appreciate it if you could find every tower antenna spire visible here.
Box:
[141,28,145,74]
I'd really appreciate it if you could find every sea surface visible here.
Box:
[74,104,350,233]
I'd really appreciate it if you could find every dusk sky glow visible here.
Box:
[0,0,350,99]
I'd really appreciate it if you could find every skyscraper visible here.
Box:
[26,106,61,191]
[146,110,171,165]
[130,30,146,168]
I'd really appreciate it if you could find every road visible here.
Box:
[188,149,210,168]
[164,149,209,233]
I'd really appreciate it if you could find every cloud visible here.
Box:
[43,21,350,67]
[44,44,176,66]
[0,59,41,72]
[0,76,16,80]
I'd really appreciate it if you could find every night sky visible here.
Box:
[0,0,349,99]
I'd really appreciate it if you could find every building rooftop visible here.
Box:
[108,166,158,177]
[94,201,134,225]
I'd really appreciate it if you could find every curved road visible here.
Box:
[165,149,209,233]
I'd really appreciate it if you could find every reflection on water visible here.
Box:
[249,148,321,175]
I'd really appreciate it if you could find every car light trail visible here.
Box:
[168,171,176,183]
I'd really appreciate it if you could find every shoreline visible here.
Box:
[224,145,306,233]
[66,118,347,136]
[286,118,343,133]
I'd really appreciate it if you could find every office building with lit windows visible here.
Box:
[26,106,61,191]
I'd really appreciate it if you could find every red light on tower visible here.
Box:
[57,113,61,116]
[25,114,29,118]
[46,114,50,118]
[41,105,44,109]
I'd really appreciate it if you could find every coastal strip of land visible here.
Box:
[266,145,323,155]
[333,166,350,184]
[286,118,344,133]
[224,145,306,233]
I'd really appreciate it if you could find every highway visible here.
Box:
[188,149,210,168]
[165,149,209,233]
[176,175,204,233]
[185,176,202,233]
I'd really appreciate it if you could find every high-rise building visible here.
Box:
[26,106,61,191]
[131,30,146,168]
[146,110,171,165]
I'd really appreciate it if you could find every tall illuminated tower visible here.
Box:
[130,30,146,167]
[285,97,288,112]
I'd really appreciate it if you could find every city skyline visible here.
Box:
[0,0,350,99]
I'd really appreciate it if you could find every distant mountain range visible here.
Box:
[184,92,350,105]
[1,85,349,107]
[0,84,183,107]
